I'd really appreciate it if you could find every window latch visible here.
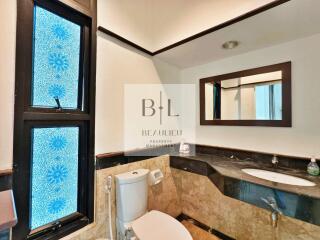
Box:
[54,97,62,110]
[51,221,62,231]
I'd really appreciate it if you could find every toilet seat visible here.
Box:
[131,210,193,240]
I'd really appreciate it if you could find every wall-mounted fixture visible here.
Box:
[222,40,239,49]
[199,62,292,127]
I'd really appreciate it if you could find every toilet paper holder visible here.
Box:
[148,169,164,185]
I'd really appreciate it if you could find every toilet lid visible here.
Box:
[131,210,192,240]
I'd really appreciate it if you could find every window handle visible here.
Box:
[54,97,62,110]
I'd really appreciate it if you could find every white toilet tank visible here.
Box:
[115,169,150,223]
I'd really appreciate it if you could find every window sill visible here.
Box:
[28,216,90,240]
[59,222,96,240]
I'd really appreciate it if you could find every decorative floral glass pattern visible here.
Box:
[30,127,79,230]
[48,84,66,99]
[32,6,81,109]
[47,165,68,184]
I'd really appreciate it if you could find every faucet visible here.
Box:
[271,155,279,168]
[261,196,282,228]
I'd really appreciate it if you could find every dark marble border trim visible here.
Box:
[96,144,311,170]
[0,170,12,177]
[170,156,213,176]
[96,145,178,170]
[176,213,235,240]
[96,151,152,170]
[0,171,12,192]
[195,144,310,170]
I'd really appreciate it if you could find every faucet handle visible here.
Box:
[261,197,283,214]
[271,155,279,165]
[261,196,275,205]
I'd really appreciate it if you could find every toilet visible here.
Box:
[115,169,192,240]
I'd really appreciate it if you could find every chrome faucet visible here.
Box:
[271,155,279,168]
[261,196,282,228]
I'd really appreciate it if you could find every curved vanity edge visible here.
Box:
[0,190,17,232]
[171,154,320,199]
[170,155,320,227]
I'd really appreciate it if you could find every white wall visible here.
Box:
[0,1,16,170]
[149,0,274,50]
[181,33,320,158]
[98,0,154,50]
[95,33,181,155]
[98,0,274,51]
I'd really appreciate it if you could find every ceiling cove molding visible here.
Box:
[97,26,153,55]
[97,0,291,56]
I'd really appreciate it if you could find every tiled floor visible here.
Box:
[182,220,221,240]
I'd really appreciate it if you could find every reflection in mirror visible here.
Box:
[205,71,282,120]
[200,62,291,127]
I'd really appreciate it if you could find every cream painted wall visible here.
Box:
[150,0,274,50]
[95,33,181,155]
[181,33,320,158]
[98,0,274,51]
[0,1,16,170]
[97,0,154,50]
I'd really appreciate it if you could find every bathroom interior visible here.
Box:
[1,0,320,240]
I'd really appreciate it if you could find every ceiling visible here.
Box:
[155,0,320,68]
[98,0,275,51]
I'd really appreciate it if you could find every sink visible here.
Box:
[242,168,316,187]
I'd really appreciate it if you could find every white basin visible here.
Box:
[242,168,316,187]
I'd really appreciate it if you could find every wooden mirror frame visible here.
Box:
[200,62,292,127]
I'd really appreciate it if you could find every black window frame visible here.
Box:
[13,0,96,239]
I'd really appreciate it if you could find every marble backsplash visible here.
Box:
[62,153,320,240]
[61,155,181,240]
[172,168,320,240]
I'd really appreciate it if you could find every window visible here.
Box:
[32,6,81,109]
[30,127,79,230]
[13,0,96,239]
[255,83,282,120]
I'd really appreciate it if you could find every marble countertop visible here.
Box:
[0,190,17,231]
[177,153,320,199]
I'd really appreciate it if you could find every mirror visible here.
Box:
[200,62,291,127]
[205,71,282,120]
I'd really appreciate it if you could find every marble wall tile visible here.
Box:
[172,168,320,240]
[62,157,320,240]
[61,155,181,240]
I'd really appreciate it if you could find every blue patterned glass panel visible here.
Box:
[32,6,81,109]
[30,127,79,229]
